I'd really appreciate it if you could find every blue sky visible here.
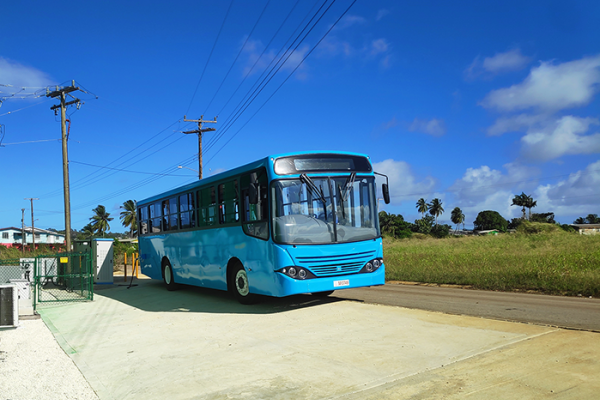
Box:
[1,0,599,233]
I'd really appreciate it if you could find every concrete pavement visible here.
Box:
[37,279,600,399]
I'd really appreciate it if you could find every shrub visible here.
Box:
[474,210,508,232]
[431,224,451,238]
[517,221,560,234]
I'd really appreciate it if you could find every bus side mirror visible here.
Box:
[382,184,390,204]
[249,183,259,205]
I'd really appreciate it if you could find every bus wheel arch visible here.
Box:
[161,257,179,291]
[227,258,257,305]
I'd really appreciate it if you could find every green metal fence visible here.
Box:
[33,252,93,309]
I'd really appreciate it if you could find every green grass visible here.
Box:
[383,225,600,297]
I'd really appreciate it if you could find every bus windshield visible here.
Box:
[272,175,380,244]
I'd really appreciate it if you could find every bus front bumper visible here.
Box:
[273,266,385,297]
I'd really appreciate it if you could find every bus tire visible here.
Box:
[162,259,179,291]
[230,263,257,305]
[312,290,334,297]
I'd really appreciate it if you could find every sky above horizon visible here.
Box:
[1,0,599,233]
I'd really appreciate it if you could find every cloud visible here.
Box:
[481,55,600,112]
[486,113,550,136]
[538,160,600,209]
[335,14,366,30]
[241,40,309,79]
[0,57,53,91]
[465,49,531,80]
[408,118,446,137]
[448,163,539,219]
[372,159,437,204]
[370,39,389,56]
[376,9,390,21]
[520,116,600,161]
[482,49,532,74]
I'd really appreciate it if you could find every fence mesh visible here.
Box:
[34,253,93,307]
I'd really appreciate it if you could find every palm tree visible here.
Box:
[416,198,428,218]
[523,195,537,220]
[511,192,528,219]
[585,214,600,224]
[428,198,444,226]
[90,205,113,237]
[450,207,465,232]
[120,200,137,238]
[82,223,95,238]
[573,217,586,224]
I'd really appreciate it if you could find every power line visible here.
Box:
[185,0,235,115]
[70,160,198,176]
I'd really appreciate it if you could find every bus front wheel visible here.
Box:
[162,259,179,291]
[230,263,257,305]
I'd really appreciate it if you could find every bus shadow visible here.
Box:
[95,278,349,315]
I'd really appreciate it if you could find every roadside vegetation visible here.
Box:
[383,221,600,297]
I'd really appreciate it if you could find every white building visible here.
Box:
[0,227,65,248]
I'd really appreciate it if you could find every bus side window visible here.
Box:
[241,169,268,239]
[150,202,162,233]
[219,180,239,224]
[139,205,149,235]
[180,193,195,229]
[199,186,216,226]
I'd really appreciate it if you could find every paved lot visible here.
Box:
[35,279,600,399]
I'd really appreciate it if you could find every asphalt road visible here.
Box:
[332,283,600,332]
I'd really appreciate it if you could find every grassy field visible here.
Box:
[383,225,600,297]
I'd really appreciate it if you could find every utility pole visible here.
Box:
[47,81,82,252]
[24,198,38,249]
[21,208,25,255]
[183,115,217,179]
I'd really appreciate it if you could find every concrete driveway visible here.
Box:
[38,279,600,399]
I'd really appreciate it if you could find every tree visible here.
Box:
[428,198,444,226]
[413,215,435,234]
[450,207,465,232]
[524,195,537,220]
[573,217,586,224]
[82,223,95,238]
[511,192,528,220]
[90,205,113,237]
[474,210,508,232]
[530,212,555,224]
[585,214,600,224]
[120,200,137,238]
[416,198,428,218]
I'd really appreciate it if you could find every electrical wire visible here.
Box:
[185,0,235,115]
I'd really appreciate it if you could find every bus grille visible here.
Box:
[295,251,376,277]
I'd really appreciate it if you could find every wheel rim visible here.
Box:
[165,264,171,285]
[235,269,250,296]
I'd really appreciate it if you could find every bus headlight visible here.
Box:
[360,258,383,274]
[279,267,316,280]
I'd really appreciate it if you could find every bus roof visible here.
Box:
[137,150,371,205]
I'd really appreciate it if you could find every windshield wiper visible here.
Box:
[300,174,327,218]
[341,172,356,201]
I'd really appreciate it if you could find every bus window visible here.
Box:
[139,205,149,235]
[219,180,239,224]
[179,193,196,229]
[162,197,178,231]
[150,202,161,233]
[199,186,216,226]
[241,169,268,239]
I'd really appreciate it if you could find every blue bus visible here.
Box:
[137,151,390,304]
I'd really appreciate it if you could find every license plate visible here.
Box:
[334,279,349,287]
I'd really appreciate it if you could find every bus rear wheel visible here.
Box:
[162,259,179,291]
[230,263,257,305]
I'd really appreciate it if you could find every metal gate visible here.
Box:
[34,252,93,309]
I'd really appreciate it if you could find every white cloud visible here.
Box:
[481,55,600,112]
[370,39,389,56]
[408,118,446,137]
[241,40,309,79]
[372,159,437,204]
[448,163,539,219]
[521,116,600,161]
[376,9,390,21]
[486,113,550,136]
[537,160,600,209]
[482,49,532,74]
[0,57,53,91]
[335,14,366,30]
[465,49,531,80]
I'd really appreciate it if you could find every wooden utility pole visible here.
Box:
[183,115,217,179]
[47,81,81,252]
[21,208,25,255]
[24,198,38,249]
